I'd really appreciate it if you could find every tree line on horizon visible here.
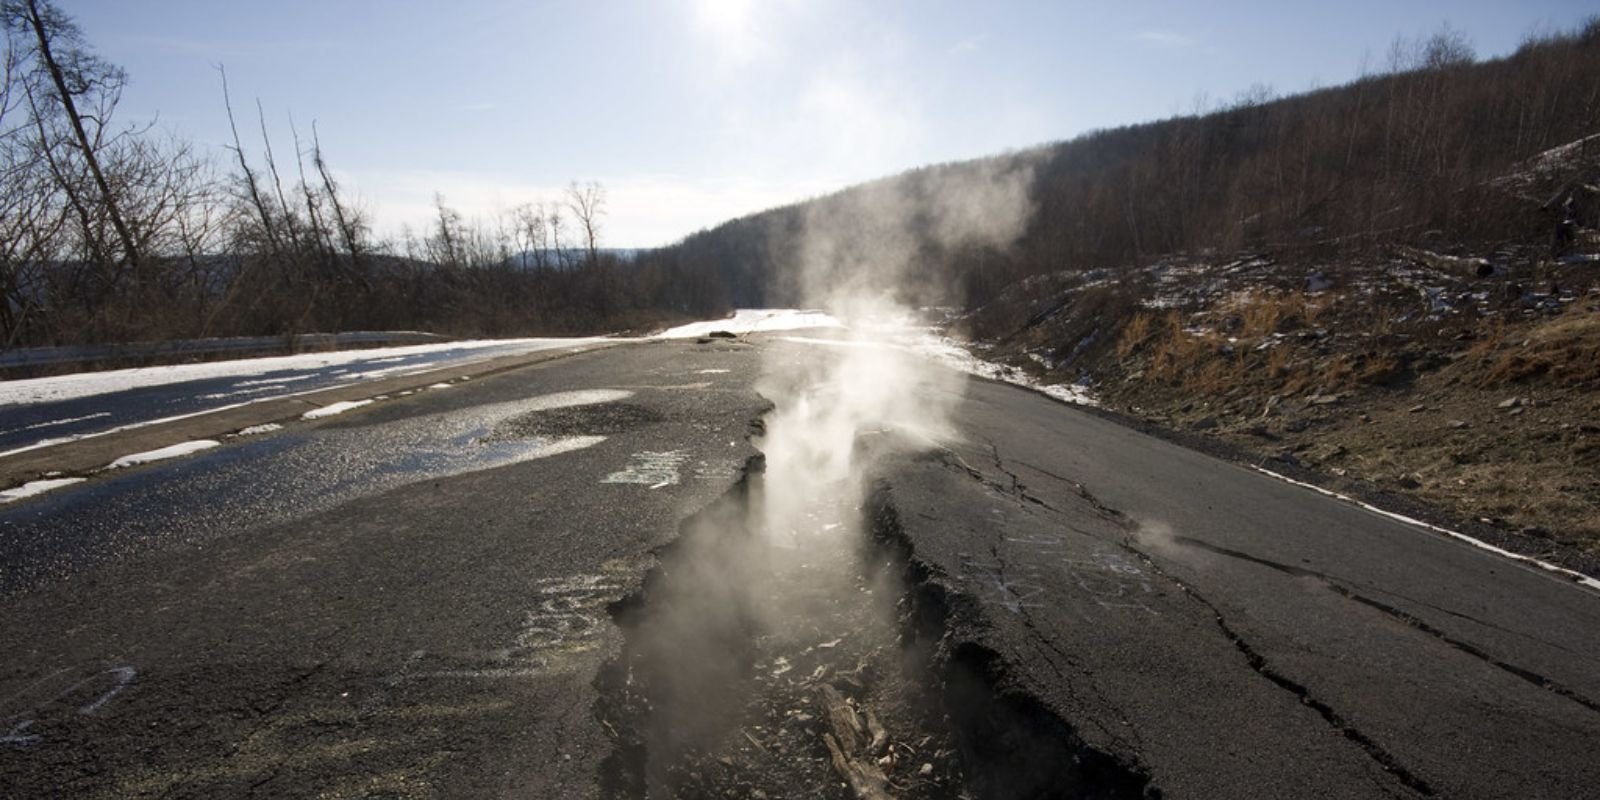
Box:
[0,0,731,351]
[662,19,1600,314]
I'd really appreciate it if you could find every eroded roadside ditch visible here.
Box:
[591,414,1158,798]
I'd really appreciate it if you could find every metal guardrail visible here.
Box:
[0,331,452,370]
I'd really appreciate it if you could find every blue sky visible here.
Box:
[69,0,1596,247]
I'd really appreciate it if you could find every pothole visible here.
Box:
[490,402,665,439]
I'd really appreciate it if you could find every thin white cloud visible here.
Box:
[1132,30,1199,49]
[947,36,985,56]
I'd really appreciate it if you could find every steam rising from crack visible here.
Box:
[790,162,1036,320]
[600,162,1038,796]
[763,157,1040,518]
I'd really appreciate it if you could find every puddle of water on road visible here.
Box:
[0,391,637,593]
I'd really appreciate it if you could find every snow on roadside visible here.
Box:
[18,412,112,431]
[654,309,843,339]
[302,400,372,420]
[0,477,87,503]
[778,326,1100,407]
[107,440,221,469]
[0,337,603,406]
[900,333,1098,405]
[235,423,284,436]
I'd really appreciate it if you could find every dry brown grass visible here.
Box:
[1356,352,1402,386]
[1145,315,1212,382]
[1478,308,1600,388]
[1115,311,1158,357]
[1219,290,1338,340]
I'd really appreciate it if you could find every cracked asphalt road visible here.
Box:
[2,335,1597,798]
[883,374,1600,799]
[0,339,765,798]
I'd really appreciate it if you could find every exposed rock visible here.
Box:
[1409,404,1428,413]
[1497,397,1525,409]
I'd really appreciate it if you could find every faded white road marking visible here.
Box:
[1254,467,1600,592]
[603,450,689,489]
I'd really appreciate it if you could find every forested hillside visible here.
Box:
[660,21,1600,311]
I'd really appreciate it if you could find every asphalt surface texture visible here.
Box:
[0,338,764,798]
[2,334,1598,798]
[881,374,1600,799]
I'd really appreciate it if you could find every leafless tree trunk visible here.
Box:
[219,66,282,257]
[566,180,605,267]
[14,0,140,275]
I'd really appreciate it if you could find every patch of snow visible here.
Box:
[21,412,112,431]
[696,369,731,374]
[1254,468,1600,593]
[302,400,373,420]
[0,402,253,460]
[654,309,844,339]
[107,440,221,469]
[427,383,452,390]
[199,386,280,400]
[524,389,633,411]
[1039,384,1099,405]
[234,374,316,387]
[0,337,604,406]
[776,326,1100,407]
[0,477,86,503]
[235,423,284,436]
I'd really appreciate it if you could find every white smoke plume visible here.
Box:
[607,157,1039,795]
[759,156,1039,535]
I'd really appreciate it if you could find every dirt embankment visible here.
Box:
[956,247,1600,560]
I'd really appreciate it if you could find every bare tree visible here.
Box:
[219,65,282,257]
[311,128,363,249]
[546,201,570,269]
[4,0,141,276]
[430,192,464,269]
[511,202,547,270]
[566,180,605,267]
